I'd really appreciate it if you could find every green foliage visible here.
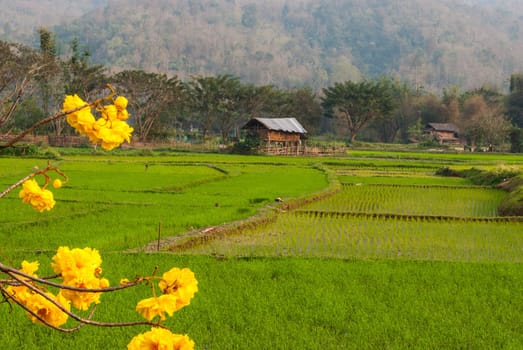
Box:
[232,134,260,154]
[509,127,523,153]
[438,166,521,186]
[321,79,397,142]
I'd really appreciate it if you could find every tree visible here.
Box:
[63,37,107,100]
[111,70,182,142]
[37,27,64,136]
[507,73,523,127]
[0,40,49,135]
[368,80,417,143]
[321,79,397,142]
[281,87,322,135]
[467,102,512,148]
[184,75,241,143]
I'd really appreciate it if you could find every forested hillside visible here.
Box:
[2,0,523,92]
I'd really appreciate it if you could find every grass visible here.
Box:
[302,184,506,217]
[1,150,523,349]
[0,156,328,251]
[187,213,523,261]
[1,254,521,350]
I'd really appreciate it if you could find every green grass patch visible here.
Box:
[0,156,328,252]
[2,151,523,349]
[301,183,505,217]
[183,212,523,262]
[1,254,521,349]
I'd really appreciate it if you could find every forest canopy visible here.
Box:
[1,0,523,92]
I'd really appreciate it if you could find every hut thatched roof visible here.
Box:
[243,118,307,134]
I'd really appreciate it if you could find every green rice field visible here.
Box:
[1,149,522,349]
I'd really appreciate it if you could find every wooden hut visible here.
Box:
[424,122,461,145]
[242,117,307,155]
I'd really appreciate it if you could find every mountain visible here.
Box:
[0,0,107,45]
[2,0,523,92]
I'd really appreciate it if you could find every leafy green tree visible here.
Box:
[11,97,46,134]
[509,127,522,153]
[507,73,523,127]
[37,27,64,136]
[369,79,417,143]
[111,70,182,142]
[282,87,322,135]
[321,79,397,142]
[184,75,241,143]
[63,37,106,99]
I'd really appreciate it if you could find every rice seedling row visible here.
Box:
[183,212,523,262]
[301,183,505,217]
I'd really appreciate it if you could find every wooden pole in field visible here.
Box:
[157,222,161,251]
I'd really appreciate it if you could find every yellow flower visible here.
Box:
[127,327,194,350]
[62,94,88,113]
[158,268,198,310]
[21,260,40,275]
[120,278,130,285]
[114,96,130,121]
[136,294,179,321]
[114,96,128,110]
[19,179,55,212]
[5,260,40,305]
[25,291,70,327]
[94,120,133,150]
[62,93,133,149]
[52,179,62,189]
[101,104,118,121]
[59,274,109,310]
[63,94,95,135]
[117,108,130,121]
[51,246,103,280]
[51,247,108,310]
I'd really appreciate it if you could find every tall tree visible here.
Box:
[37,27,63,136]
[0,40,40,133]
[111,70,182,142]
[63,37,106,99]
[281,87,322,135]
[184,75,241,142]
[507,73,523,127]
[468,106,511,149]
[369,80,417,143]
[321,79,397,142]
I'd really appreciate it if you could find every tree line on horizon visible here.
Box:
[2,30,523,152]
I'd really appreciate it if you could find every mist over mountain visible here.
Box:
[2,0,523,92]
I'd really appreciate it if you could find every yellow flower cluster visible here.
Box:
[18,179,55,212]
[6,261,71,327]
[51,247,109,310]
[62,94,133,150]
[6,247,111,328]
[136,267,198,321]
[127,327,194,350]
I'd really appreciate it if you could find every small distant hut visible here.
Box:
[424,122,461,145]
[241,117,307,155]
